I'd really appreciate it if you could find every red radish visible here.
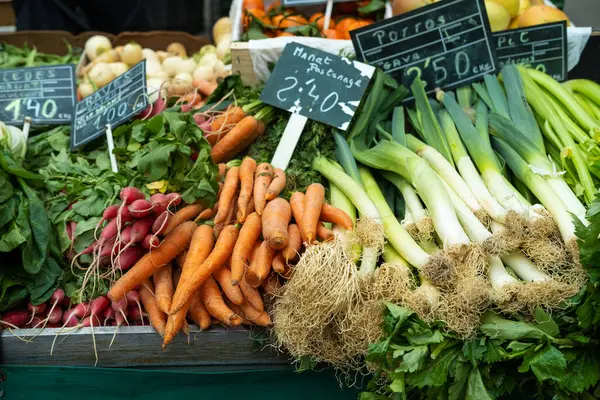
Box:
[47,323,61,328]
[47,308,63,325]
[109,307,129,348]
[166,193,182,206]
[26,317,44,329]
[32,288,66,332]
[1,310,29,328]
[62,308,80,327]
[103,308,115,325]
[110,320,118,327]
[129,199,154,218]
[103,204,120,221]
[81,315,102,327]
[152,211,169,235]
[115,246,144,270]
[150,193,169,214]
[126,291,145,326]
[111,297,129,326]
[66,222,74,242]
[78,302,91,318]
[120,187,146,205]
[61,297,70,309]
[142,234,159,250]
[90,296,110,319]
[26,301,47,325]
[99,238,117,257]
[191,152,198,162]
[128,306,145,322]
[81,242,96,255]
[121,225,133,244]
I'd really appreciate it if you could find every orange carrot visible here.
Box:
[282,224,302,262]
[209,106,246,146]
[320,203,354,230]
[188,289,211,330]
[201,276,243,326]
[256,120,266,136]
[163,204,204,236]
[237,157,257,223]
[265,168,286,201]
[211,116,259,163]
[213,266,244,305]
[177,225,214,292]
[262,198,291,250]
[245,240,276,287]
[301,183,325,243]
[228,300,272,326]
[153,263,174,314]
[240,275,264,312]
[218,163,228,180]
[214,166,240,226]
[170,225,239,314]
[254,163,273,215]
[317,223,335,242]
[176,251,187,269]
[289,192,306,225]
[230,212,262,286]
[261,272,282,297]
[139,279,166,336]
[193,79,218,97]
[107,221,197,302]
[195,208,214,221]
[272,252,286,275]
[163,299,192,348]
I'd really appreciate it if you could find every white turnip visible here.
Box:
[121,43,143,66]
[85,35,112,61]
[88,63,116,88]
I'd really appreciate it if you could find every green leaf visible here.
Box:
[449,363,470,400]
[72,193,106,218]
[138,142,178,181]
[0,195,29,252]
[385,302,413,323]
[534,307,560,337]
[518,344,567,382]
[408,347,460,388]
[19,178,51,275]
[0,170,14,202]
[463,339,487,362]
[506,341,534,353]
[24,256,62,304]
[0,194,18,230]
[483,339,506,363]
[0,275,28,311]
[397,346,428,373]
[480,312,548,341]
[466,368,493,400]
[560,350,600,393]
[389,375,406,394]
[407,329,445,346]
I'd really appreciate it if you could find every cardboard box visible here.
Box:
[0,0,15,29]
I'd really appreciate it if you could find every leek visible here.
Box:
[563,78,600,107]
[483,75,510,119]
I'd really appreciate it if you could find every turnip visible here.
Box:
[162,56,184,77]
[93,49,119,64]
[216,39,231,61]
[198,52,218,68]
[166,77,193,98]
[88,63,116,88]
[115,45,124,58]
[129,199,154,218]
[174,72,193,85]
[214,60,226,77]
[108,62,129,77]
[146,77,167,104]
[167,42,187,58]
[85,35,112,61]
[0,310,29,329]
[156,50,169,62]
[78,82,95,99]
[146,61,163,78]
[121,42,143,66]
[192,65,214,84]
[142,48,159,63]
[176,58,197,76]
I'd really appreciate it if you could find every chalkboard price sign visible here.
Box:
[282,0,353,6]
[0,64,77,126]
[493,21,567,81]
[260,42,375,130]
[350,0,498,97]
[71,60,148,150]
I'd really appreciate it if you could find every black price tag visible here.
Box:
[0,65,76,126]
[282,0,352,5]
[71,60,148,150]
[260,42,375,130]
[350,0,498,98]
[493,21,568,81]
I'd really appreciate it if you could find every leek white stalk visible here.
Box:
[405,134,483,218]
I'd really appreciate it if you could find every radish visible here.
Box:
[142,234,159,250]
[126,291,144,326]
[115,246,144,270]
[81,315,102,327]
[127,305,146,323]
[152,211,169,235]
[128,217,154,244]
[121,225,132,244]
[109,306,129,348]
[129,199,154,218]
[120,187,146,205]
[47,308,63,325]
[90,296,110,319]
[61,308,81,327]
[103,308,115,325]
[150,193,169,214]
[99,238,117,257]
[166,193,182,206]
[1,310,29,328]
[26,301,47,325]
[47,323,61,328]
[26,317,44,329]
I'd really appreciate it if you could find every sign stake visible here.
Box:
[105,124,119,173]
[22,117,32,141]
[271,113,309,170]
[323,0,334,30]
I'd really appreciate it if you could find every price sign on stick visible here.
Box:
[0,64,76,126]
[493,21,568,81]
[260,43,375,170]
[350,0,498,99]
[71,60,148,150]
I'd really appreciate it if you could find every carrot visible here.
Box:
[107,221,197,302]
[320,203,354,230]
[282,224,302,262]
[193,79,218,97]
[265,168,286,201]
[290,192,306,225]
[240,275,264,312]
[163,204,204,236]
[231,212,262,286]
[245,241,276,287]
[201,276,243,327]
[177,225,214,289]
[153,263,174,314]
[176,251,187,269]
[301,183,325,243]
[213,266,244,305]
[139,279,167,336]
[317,223,335,242]
[170,225,239,314]
[210,106,246,145]
[225,196,238,226]
[218,163,228,180]
[211,116,259,163]
[262,198,291,250]
[227,300,271,326]
[188,289,211,330]
[272,252,286,275]
[254,163,273,215]
[195,208,214,221]
[214,167,240,226]
[237,157,257,223]
[163,299,192,348]
[261,272,282,297]
[256,120,266,136]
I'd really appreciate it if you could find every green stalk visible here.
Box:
[472,82,493,110]
[484,75,510,119]
[359,167,430,269]
[563,79,600,107]
[526,68,600,135]
[392,106,406,146]
[457,86,473,109]
[492,138,577,244]
[351,139,470,248]
[381,172,427,227]
[438,108,508,222]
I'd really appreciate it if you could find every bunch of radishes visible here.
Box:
[79,187,182,272]
[0,288,149,331]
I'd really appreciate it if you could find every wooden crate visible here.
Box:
[231,41,259,86]
[0,326,288,370]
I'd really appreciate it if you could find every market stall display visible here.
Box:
[1,0,600,398]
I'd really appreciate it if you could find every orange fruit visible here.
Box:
[272,13,308,28]
[322,29,344,40]
[277,31,295,37]
[243,0,264,11]
[336,17,356,33]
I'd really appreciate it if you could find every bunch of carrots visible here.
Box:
[106,156,353,348]
[243,0,378,40]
